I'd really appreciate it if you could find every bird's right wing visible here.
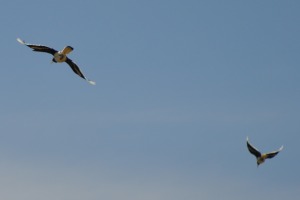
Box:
[265,146,283,159]
[17,38,57,55]
[65,58,96,85]
[246,137,261,158]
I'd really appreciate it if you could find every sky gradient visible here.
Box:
[0,1,299,199]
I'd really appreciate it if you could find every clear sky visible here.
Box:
[0,0,299,199]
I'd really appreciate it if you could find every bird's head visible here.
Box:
[256,158,264,167]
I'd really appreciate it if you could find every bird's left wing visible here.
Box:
[17,38,57,55]
[265,146,283,159]
[65,58,96,85]
[246,137,261,158]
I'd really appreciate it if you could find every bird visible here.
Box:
[246,137,283,167]
[17,38,96,85]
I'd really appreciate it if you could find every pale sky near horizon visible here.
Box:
[0,1,299,199]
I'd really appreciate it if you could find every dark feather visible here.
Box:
[265,152,279,159]
[265,146,283,159]
[27,44,57,55]
[65,57,86,80]
[247,139,261,158]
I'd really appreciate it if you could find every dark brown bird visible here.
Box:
[17,38,95,85]
[246,137,283,166]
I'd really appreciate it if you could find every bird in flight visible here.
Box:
[17,38,96,85]
[246,137,283,167]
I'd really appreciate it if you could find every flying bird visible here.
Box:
[246,137,283,166]
[17,38,96,85]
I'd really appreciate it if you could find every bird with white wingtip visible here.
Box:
[246,137,283,167]
[17,38,96,85]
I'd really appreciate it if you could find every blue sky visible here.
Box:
[0,0,299,199]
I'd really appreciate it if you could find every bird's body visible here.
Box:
[53,52,67,63]
[17,38,95,85]
[246,137,283,166]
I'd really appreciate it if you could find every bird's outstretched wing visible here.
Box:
[17,38,57,55]
[246,137,261,158]
[65,58,96,85]
[265,146,283,159]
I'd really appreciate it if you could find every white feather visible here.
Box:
[17,38,26,45]
[87,80,96,85]
[278,145,284,151]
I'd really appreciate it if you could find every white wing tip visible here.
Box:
[17,38,25,45]
[279,145,284,151]
[87,80,96,85]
